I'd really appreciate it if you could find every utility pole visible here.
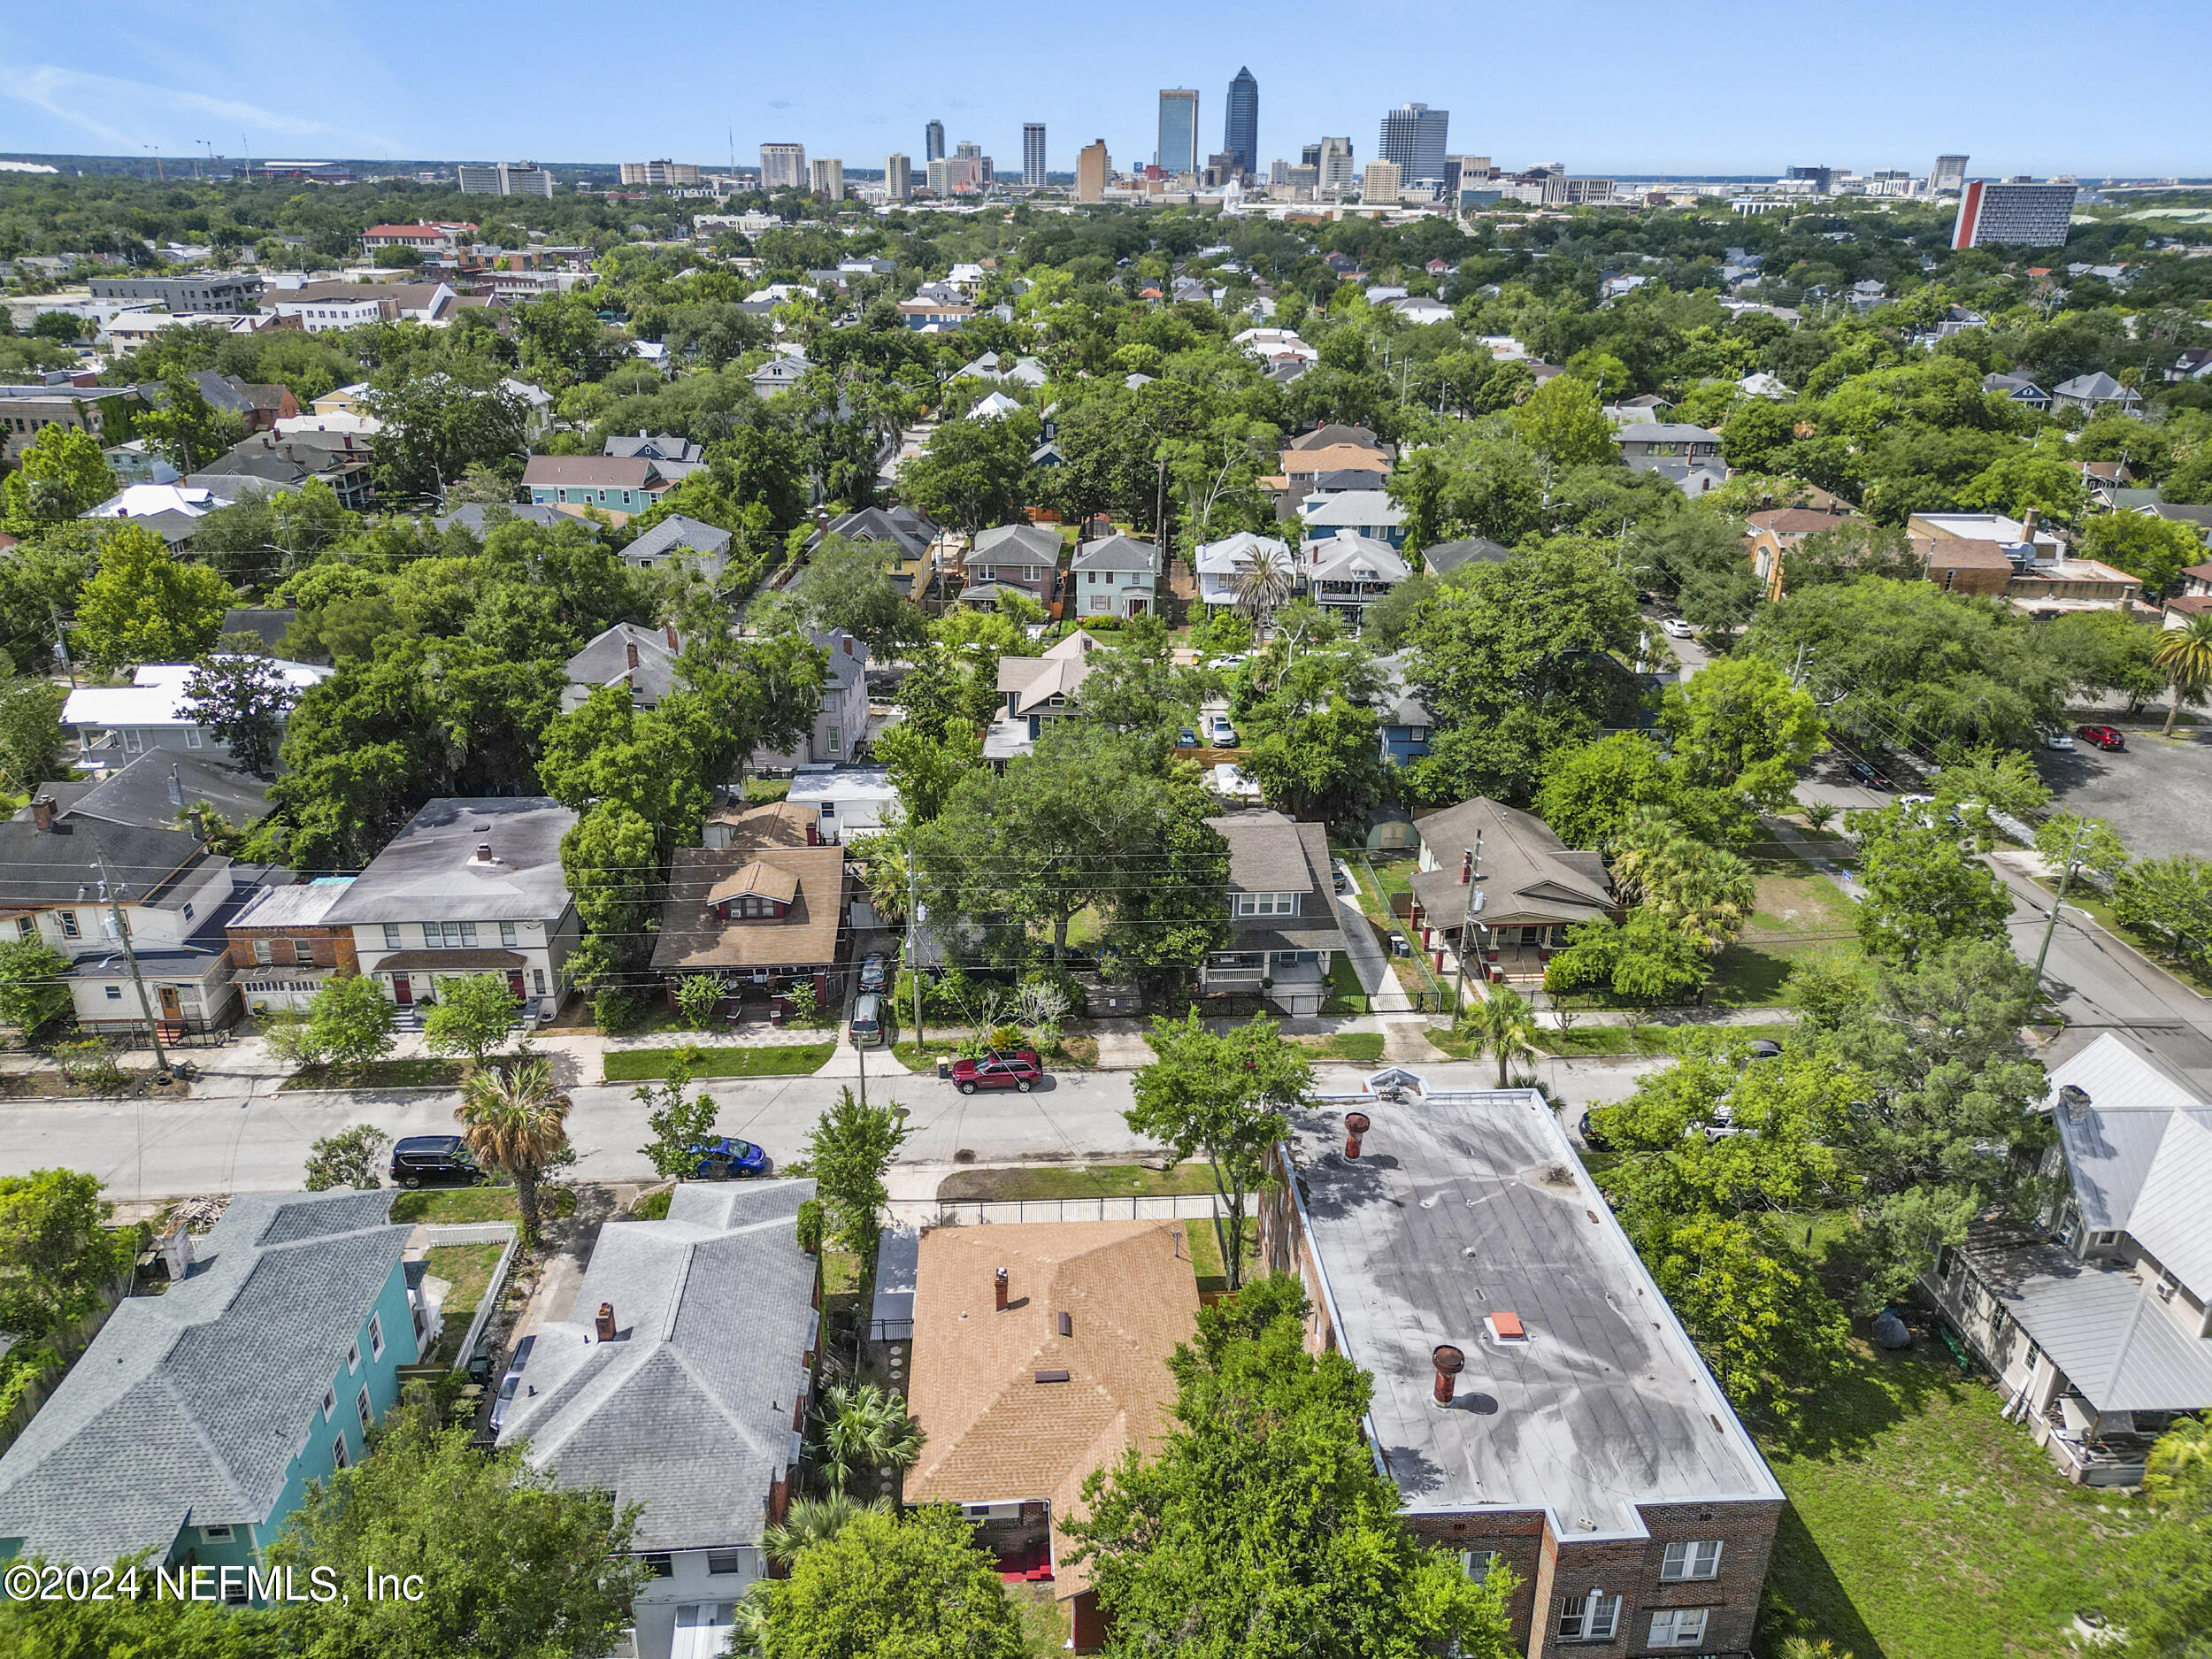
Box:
[1449,831,1486,1018]
[48,602,75,688]
[89,836,173,1082]
[2032,820,2092,991]
[906,841,925,1046]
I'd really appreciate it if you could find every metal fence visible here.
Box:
[932,1194,1222,1226]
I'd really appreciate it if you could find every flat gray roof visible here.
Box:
[1284,1092,1778,1538]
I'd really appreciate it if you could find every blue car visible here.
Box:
[686,1137,770,1179]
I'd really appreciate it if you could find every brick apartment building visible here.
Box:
[1262,1092,1783,1657]
[224,877,361,1014]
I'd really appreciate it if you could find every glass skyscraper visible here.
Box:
[1378,102,1449,186]
[1156,89,1199,174]
[925,120,945,163]
[1224,67,1258,178]
[1022,123,1046,188]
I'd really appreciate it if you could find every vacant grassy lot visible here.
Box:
[603,1042,834,1081]
[1756,1342,2145,1659]
[389,1186,519,1225]
[936,1163,1218,1203]
[420,1242,503,1364]
[1706,837,1863,1009]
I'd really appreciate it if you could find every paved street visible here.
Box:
[0,1054,1660,1202]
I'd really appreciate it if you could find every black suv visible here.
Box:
[389,1135,483,1189]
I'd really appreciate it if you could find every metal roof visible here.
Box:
[1283,1092,1779,1538]
[2048,1033,2212,1233]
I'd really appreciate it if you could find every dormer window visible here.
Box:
[1234,892,1298,918]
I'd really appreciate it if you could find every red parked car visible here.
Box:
[2077,725,2127,751]
[949,1050,1043,1094]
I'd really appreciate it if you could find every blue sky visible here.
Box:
[4,1,2208,179]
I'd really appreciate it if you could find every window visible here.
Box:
[1648,1609,1709,1647]
[321,1386,336,1419]
[105,986,122,1001]
[422,922,443,949]
[533,969,547,995]
[1461,1549,1500,1584]
[356,1386,373,1433]
[346,1340,360,1372]
[642,1554,674,1578]
[500,922,518,948]
[383,924,403,950]
[332,1436,349,1471]
[1410,726,1429,742]
[828,726,841,755]
[58,910,79,940]
[367,1312,385,1360]
[1557,1593,1620,1642]
[185,728,203,749]
[201,1524,234,1543]
[706,1552,746,1576]
[1661,1540,1724,1580]
[14,918,31,942]
[1234,892,1296,918]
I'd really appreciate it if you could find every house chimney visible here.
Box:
[1343,1111,1371,1159]
[665,624,680,652]
[29,795,54,833]
[166,765,185,807]
[2022,506,2040,538]
[994,1267,1009,1312]
[626,640,641,670]
[595,1302,617,1341]
[2059,1083,2092,1122]
[1432,1344,1465,1406]
[471,841,495,865]
[842,634,854,657]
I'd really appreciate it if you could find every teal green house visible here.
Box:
[0,1191,423,1583]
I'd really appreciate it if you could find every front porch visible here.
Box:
[1198,951,1330,1017]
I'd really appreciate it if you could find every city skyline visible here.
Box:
[4,0,2208,177]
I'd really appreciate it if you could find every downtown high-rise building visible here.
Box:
[1378,102,1449,187]
[1077,139,1110,203]
[926,120,946,162]
[1315,136,1356,193]
[1157,89,1200,174]
[1224,67,1258,179]
[1932,154,1970,194]
[759,143,806,191]
[1023,123,1047,188]
[886,153,912,203]
[1950,179,2075,250]
[457,161,556,198]
[809,157,845,200]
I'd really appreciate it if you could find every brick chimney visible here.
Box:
[29,795,54,833]
[2022,506,2040,539]
[994,1267,1009,1312]
[626,640,641,670]
[595,1302,617,1341]
[1343,1111,1371,1160]
[1432,1344,1465,1406]
[665,624,680,651]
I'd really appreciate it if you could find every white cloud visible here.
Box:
[3,65,397,153]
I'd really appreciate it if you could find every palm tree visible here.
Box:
[815,1383,926,1494]
[1608,809,1756,955]
[1230,543,1296,641]
[454,1057,572,1248]
[1462,984,1540,1088]
[2154,611,2212,735]
[759,1492,885,1567]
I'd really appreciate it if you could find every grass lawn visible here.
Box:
[1322,953,1371,1015]
[1007,1581,1068,1657]
[1311,1031,1385,1064]
[937,1162,1220,1202]
[1183,1212,1261,1294]
[820,1243,862,1301]
[1701,838,1863,1009]
[1757,1342,2146,1659]
[1538,1019,1801,1057]
[280,1057,467,1091]
[421,1242,503,1364]
[389,1185,520,1225]
[603,1042,834,1081]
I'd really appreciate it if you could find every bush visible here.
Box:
[594,988,651,1035]
[53,1037,127,1094]
[304,1125,392,1190]
[674,973,726,1028]
[795,1196,825,1253]
[631,1189,672,1221]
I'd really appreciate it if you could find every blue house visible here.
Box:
[0,1191,425,1586]
[1376,651,1432,766]
[520,455,674,515]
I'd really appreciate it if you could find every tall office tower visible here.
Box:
[1076,139,1110,203]
[1269,158,1290,186]
[619,160,702,188]
[759,143,806,191]
[1950,180,2077,250]
[457,161,556,197]
[1378,103,1449,186]
[1022,124,1047,188]
[926,120,946,162]
[809,157,845,200]
[1932,154,1970,194]
[1301,142,1322,168]
[1224,67,1258,178]
[1361,159,1402,204]
[886,153,912,203]
[1157,89,1200,174]
[1317,136,1356,192]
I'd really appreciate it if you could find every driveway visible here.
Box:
[2037,727,2210,864]
[1333,864,1413,1014]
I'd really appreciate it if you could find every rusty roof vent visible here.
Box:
[1343,1111,1371,1160]
[1431,1344,1465,1405]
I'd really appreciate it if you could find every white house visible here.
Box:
[1194,530,1295,610]
[62,661,332,772]
[1297,489,1408,547]
[784,767,898,843]
[320,797,580,1019]
[750,631,870,772]
[1298,532,1411,632]
[1068,534,1161,618]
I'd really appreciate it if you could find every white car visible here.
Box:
[1209,714,1238,746]
[1661,617,1695,639]
[2044,731,2076,751]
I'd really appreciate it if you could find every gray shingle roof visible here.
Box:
[52,751,273,834]
[1407,798,1613,932]
[1283,1093,1779,1535]
[0,1192,410,1564]
[565,624,682,706]
[1420,536,1515,577]
[1204,811,1350,953]
[971,523,1061,565]
[496,1181,820,1551]
[0,818,213,909]
[1069,534,1158,572]
[626,514,733,564]
[321,797,575,926]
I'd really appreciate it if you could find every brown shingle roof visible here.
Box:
[904,1221,1201,1598]
[1917,536,2016,570]
[1747,507,1857,535]
[706,859,800,907]
[522,455,656,489]
[705,800,818,847]
[649,844,846,973]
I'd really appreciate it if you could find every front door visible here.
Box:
[157,985,182,1021]
[506,970,526,999]
[392,976,413,1006]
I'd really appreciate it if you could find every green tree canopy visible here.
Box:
[73,524,234,669]
[761,1504,1024,1659]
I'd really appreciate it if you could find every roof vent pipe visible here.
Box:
[1432,1344,1465,1406]
[1343,1111,1371,1160]
[994,1267,1009,1312]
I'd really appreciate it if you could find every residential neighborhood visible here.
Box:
[1,39,2211,1659]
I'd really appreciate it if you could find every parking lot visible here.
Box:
[2039,726,2212,864]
